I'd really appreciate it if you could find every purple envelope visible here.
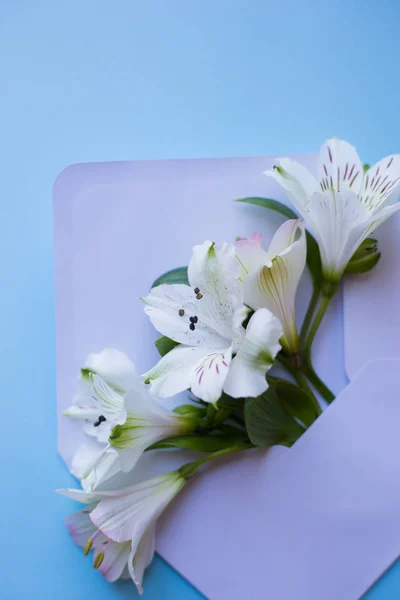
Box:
[54,157,400,599]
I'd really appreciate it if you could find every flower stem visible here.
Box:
[179,444,253,479]
[300,285,320,341]
[303,291,335,404]
[302,363,335,403]
[304,293,332,364]
[278,355,322,416]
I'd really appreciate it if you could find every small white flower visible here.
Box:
[59,471,186,594]
[236,219,306,354]
[64,348,136,443]
[65,348,194,491]
[266,138,400,281]
[142,241,282,403]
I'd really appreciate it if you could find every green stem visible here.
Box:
[302,364,335,403]
[179,444,253,479]
[300,285,320,341]
[293,370,322,416]
[302,291,335,403]
[304,293,332,365]
[277,354,322,416]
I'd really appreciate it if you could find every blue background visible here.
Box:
[1,0,399,597]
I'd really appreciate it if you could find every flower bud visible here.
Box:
[345,238,381,275]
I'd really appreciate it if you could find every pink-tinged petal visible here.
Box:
[65,509,98,547]
[236,235,271,280]
[128,524,156,595]
[359,155,400,212]
[90,472,185,546]
[93,539,131,582]
[318,138,363,195]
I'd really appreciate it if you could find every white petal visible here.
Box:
[65,509,98,547]
[128,524,156,595]
[190,347,232,404]
[70,441,107,480]
[359,155,400,212]
[318,138,363,195]
[267,218,303,258]
[143,283,228,348]
[265,158,317,215]
[90,375,126,424]
[187,241,243,340]
[110,384,195,472]
[306,190,370,280]
[81,446,121,492]
[143,345,207,398]
[95,540,131,582]
[223,309,282,398]
[90,472,185,545]
[242,221,306,353]
[57,488,107,504]
[363,202,400,238]
[236,233,271,280]
[84,348,137,393]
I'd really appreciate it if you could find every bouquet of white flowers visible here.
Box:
[57,137,400,594]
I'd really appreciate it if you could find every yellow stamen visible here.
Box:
[93,552,105,569]
[83,538,93,556]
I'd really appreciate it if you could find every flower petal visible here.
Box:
[94,539,131,582]
[84,348,137,393]
[241,221,306,353]
[305,190,370,280]
[190,347,232,404]
[90,472,185,546]
[143,283,228,349]
[236,234,271,280]
[81,446,121,492]
[359,155,400,212]
[363,202,400,239]
[265,158,317,216]
[318,138,363,195]
[143,345,207,398]
[70,441,108,480]
[128,524,156,595]
[223,308,282,398]
[110,384,194,472]
[187,242,243,340]
[65,509,99,547]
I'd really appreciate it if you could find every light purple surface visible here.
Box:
[344,213,400,380]
[55,156,395,600]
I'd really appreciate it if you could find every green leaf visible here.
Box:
[305,231,323,285]
[274,381,319,427]
[236,196,323,285]
[236,197,297,219]
[244,384,305,448]
[149,434,247,452]
[217,393,244,412]
[152,266,189,288]
[173,404,207,419]
[155,336,180,357]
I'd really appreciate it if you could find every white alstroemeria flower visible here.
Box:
[266,138,400,282]
[64,348,137,443]
[59,471,185,593]
[236,220,306,355]
[142,241,282,403]
[65,505,155,594]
